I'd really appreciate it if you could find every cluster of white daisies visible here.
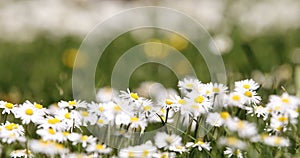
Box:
[0,78,299,158]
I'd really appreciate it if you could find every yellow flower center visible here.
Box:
[64,112,71,119]
[5,103,13,109]
[81,111,89,117]
[98,119,104,124]
[186,83,193,89]
[281,98,289,103]
[63,132,70,136]
[232,95,240,101]
[237,121,245,129]
[130,117,139,122]
[143,150,149,156]
[165,136,173,144]
[128,151,135,157]
[235,149,241,155]
[277,116,288,122]
[274,137,282,145]
[243,84,250,89]
[178,99,186,104]
[165,99,174,105]
[244,91,252,97]
[143,105,152,111]
[55,143,64,149]
[194,96,204,104]
[96,144,104,150]
[48,128,56,135]
[191,105,199,109]
[98,106,104,112]
[161,154,168,158]
[5,123,18,131]
[25,109,34,115]
[175,145,184,150]
[81,135,88,141]
[276,126,283,131]
[220,112,230,119]
[130,93,139,100]
[114,105,121,111]
[35,103,43,109]
[196,140,205,145]
[227,137,238,145]
[48,118,60,124]
[68,101,77,106]
[213,87,220,92]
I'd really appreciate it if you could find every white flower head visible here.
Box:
[154,132,182,150]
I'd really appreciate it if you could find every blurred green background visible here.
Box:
[1,0,300,105]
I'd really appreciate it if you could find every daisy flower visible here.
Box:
[186,139,211,151]
[29,140,69,157]
[119,89,142,103]
[1,122,24,137]
[128,116,147,133]
[86,143,112,155]
[239,89,261,105]
[226,92,246,109]
[246,105,269,120]
[154,132,182,149]
[206,112,226,127]
[185,91,212,116]
[160,97,180,112]
[54,108,81,131]
[38,116,66,131]
[36,128,64,142]
[67,133,96,148]
[263,135,289,147]
[96,87,113,102]
[0,101,15,114]
[234,79,260,91]
[14,101,45,124]
[118,141,157,158]
[218,137,247,149]
[78,109,97,126]
[169,145,188,154]
[0,132,26,144]
[178,78,201,94]
[10,149,32,158]
[58,100,85,110]
[224,147,244,158]
[152,152,176,158]
[225,118,257,138]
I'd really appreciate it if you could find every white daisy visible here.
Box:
[0,101,15,114]
[225,118,257,138]
[186,139,211,151]
[96,87,113,102]
[234,79,260,91]
[118,141,156,158]
[10,149,32,158]
[169,145,188,154]
[67,133,96,148]
[224,147,244,158]
[14,101,45,124]
[154,132,182,149]
[178,78,201,94]
[38,116,66,131]
[54,108,81,131]
[86,143,112,154]
[218,137,247,149]
[36,128,64,142]
[263,135,289,147]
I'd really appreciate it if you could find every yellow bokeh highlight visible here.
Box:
[168,34,188,51]
[62,48,86,68]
